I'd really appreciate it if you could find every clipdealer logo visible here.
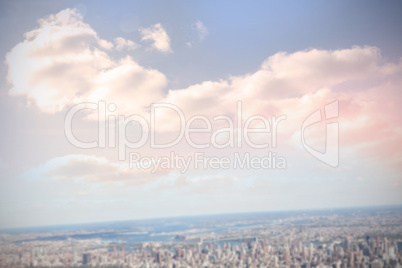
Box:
[301,100,339,167]
[64,100,339,172]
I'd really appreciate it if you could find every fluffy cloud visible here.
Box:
[195,20,208,40]
[23,154,164,184]
[114,37,139,51]
[162,46,401,119]
[158,47,402,170]
[6,8,402,177]
[140,23,172,53]
[6,9,166,114]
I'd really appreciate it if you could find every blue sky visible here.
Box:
[0,1,401,228]
[2,0,402,89]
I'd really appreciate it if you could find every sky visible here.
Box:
[0,0,402,229]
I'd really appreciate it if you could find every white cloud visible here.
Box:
[114,37,139,51]
[5,8,402,175]
[6,8,166,114]
[156,47,402,171]
[195,20,208,40]
[139,23,172,53]
[23,154,243,192]
[162,46,400,119]
[23,154,162,184]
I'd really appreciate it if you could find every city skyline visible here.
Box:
[1,206,401,267]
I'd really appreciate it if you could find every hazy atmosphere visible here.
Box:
[1,0,402,230]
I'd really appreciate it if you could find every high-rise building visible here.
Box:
[397,241,402,254]
[83,253,92,265]
[175,248,182,261]
[72,249,77,264]
[156,252,162,264]
[284,251,290,265]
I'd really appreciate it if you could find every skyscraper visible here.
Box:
[83,253,91,265]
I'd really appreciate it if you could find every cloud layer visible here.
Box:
[6,9,167,114]
[6,8,402,184]
[140,23,172,53]
[23,154,158,184]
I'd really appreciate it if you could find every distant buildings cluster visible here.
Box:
[1,235,402,267]
[1,208,402,267]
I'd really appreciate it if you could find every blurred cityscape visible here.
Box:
[1,206,402,268]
